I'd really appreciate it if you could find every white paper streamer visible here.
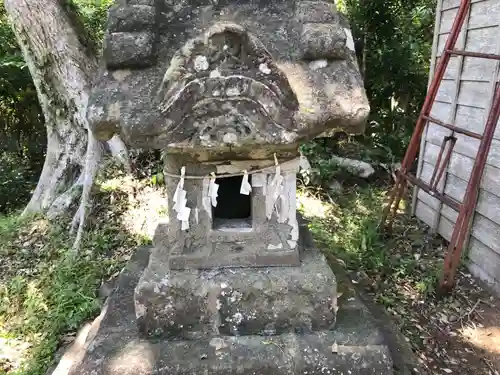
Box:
[172,166,185,212]
[209,172,219,207]
[172,167,190,230]
[178,206,191,230]
[267,154,284,219]
[240,170,252,195]
[202,177,212,218]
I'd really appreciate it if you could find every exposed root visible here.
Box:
[23,123,86,216]
[46,177,84,220]
[107,135,131,172]
[70,131,103,254]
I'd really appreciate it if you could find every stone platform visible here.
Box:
[62,218,393,375]
[134,239,337,339]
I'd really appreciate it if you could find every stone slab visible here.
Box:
[134,233,337,339]
[83,331,392,375]
[66,249,392,375]
[60,216,393,375]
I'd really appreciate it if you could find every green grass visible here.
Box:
[298,183,444,306]
[0,182,148,375]
[298,138,446,307]
[0,139,455,374]
[303,186,388,268]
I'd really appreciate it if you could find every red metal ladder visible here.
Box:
[380,0,500,293]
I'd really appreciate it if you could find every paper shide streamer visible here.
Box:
[240,170,252,195]
[266,153,285,220]
[171,153,301,230]
[208,172,219,207]
[172,166,191,230]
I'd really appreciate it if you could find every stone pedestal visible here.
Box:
[135,154,343,342]
[73,0,386,372]
[63,218,394,375]
[134,241,336,339]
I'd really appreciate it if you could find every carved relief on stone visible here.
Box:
[87,0,370,151]
[153,23,299,148]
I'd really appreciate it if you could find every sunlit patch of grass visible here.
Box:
[298,185,390,270]
[95,175,168,242]
[0,175,161,375]
[0,212,128,375]
[297,181,443,305]
[297,189,335,220]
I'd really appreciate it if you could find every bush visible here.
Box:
[0,152,39,213]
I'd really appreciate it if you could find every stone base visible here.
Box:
[93,331,392,375]
[62,218,393,375]
[134,240,336,339]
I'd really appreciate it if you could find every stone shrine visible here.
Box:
[64,0,394,374]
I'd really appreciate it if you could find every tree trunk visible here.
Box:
[4,0,128,250]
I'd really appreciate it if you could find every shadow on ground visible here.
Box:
[297,181,500,375]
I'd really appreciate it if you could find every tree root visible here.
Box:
[46,177,84,220]
[107,135,131,173]
[70,131,103,254]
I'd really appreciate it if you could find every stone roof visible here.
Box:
[87,0,370,152]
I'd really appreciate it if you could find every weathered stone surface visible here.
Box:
[87,0,370,151]
[103,31,155,68]
[107,5,156,33]
[134,238,337,339]
[300,23,347,60]
[155,154,302,269]
[128,0,155,5]
[295,0,338,23]
[60,224,393,375]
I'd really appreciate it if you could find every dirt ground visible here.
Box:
[297,171,500,375]
[330,251,500,375]
[346,232,500,375]
[428,273,500,375]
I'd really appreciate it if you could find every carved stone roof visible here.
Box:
[87,0,370,152]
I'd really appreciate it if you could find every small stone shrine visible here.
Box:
[64,0,394,374]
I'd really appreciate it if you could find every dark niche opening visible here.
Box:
[213,175,252,231]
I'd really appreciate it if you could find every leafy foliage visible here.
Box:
[0,4,46,214]
[342,0,436,161]
[69,0,114,47]
[0,153,40,213]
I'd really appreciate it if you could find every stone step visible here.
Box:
[60,247,393,375]
[88,330,392,375]
[134,245,337,339]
